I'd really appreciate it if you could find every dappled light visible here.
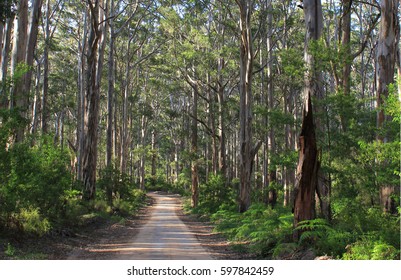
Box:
[68,193,212,260]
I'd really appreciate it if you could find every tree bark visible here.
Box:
[0,22,3,66]
[293,0,323,241]
[0,17,13,109]
[216,6,227,179]
[191,85,199,208]
[237,0,261,213]
[139,114,147,190]
[151,129,157,179]
[30,59,41,135]
[266,0,277,207]
[41,0,50,134]
[0,22,4,87]
[23,0,43,100]
[120,38,132,174]
[340,0,352,96]
[376,0,398,214]
[106,0,115,171]
[82,0,101,200]
[10,0,28,142]
[77,10,88,182]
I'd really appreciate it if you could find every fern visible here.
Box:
[296,218,331,231]
[371,243,398,260]
[296,219,333,248]
[272,243,298,259]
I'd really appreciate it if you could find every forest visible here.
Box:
[0,0,400,260]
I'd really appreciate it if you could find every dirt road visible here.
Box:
[68,192,212,260]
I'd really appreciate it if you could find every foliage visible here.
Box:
[145,177,189,196]
[296,219,354,258]
[0,0,16,22]
[211,204,294,258]
[97,167,147,214]
[5,243,15,258]
[97,165,133,201]
[13,208,51,236]
[343,234,399,260]
[0,122,72,234]
[0,122,146,237]
[192,174,236,216]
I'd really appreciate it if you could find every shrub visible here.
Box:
[0,135,72,233]
[193,174,236,216]
[15,208,51,236]
[343,235,399,260]
[211,204,294,257]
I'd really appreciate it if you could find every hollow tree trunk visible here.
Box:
[293,0,323,241]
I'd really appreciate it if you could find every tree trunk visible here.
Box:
[340,0,352,96]
[376,0,398,214]
[10,0,28,142]
[82,0,101,200]
[266,0,277,207]
[151,129,157,179]
[237,0,261,213]
[77,10,88,182]
[41,0,50,134]
[30,59,41,135]
[139,114,147,190]
[106,0,115,171]
[0,22,3,65]
[216,9,227,179]
[1,17,13,109]
[293,0,323,241]
[23,0,43,100]
[191,85,199,208]
[120,38,131,174]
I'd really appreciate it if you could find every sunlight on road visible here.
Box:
[84,192,213,260]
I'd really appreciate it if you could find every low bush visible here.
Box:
[211,204,294,257]
[0,135,72,235]
[343,234,399,260]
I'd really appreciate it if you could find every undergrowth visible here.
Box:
[192,199,400,260]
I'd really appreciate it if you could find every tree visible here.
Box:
[237,0,262,213]
[293,0,323,241]
[376,0,399,214]
[10,0,28,142]
[23,0,43,103]
[0,15,14,108]
[82,0,101,200]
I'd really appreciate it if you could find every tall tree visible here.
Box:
[190,82,199,207]
[10,0,28,142]
[82,0,101,200]
[376,0,399,214]
[237,0,261,212]
[266,0,277,208]
[41,0,51,134]
[23,0,43,100]
[293,0,323,240]
[0,16,13,108]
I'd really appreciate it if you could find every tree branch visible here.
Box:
[352,12,381,59]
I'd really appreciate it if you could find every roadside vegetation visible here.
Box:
[0,125,146,259]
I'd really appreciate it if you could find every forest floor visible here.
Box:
[0,192,253,260]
